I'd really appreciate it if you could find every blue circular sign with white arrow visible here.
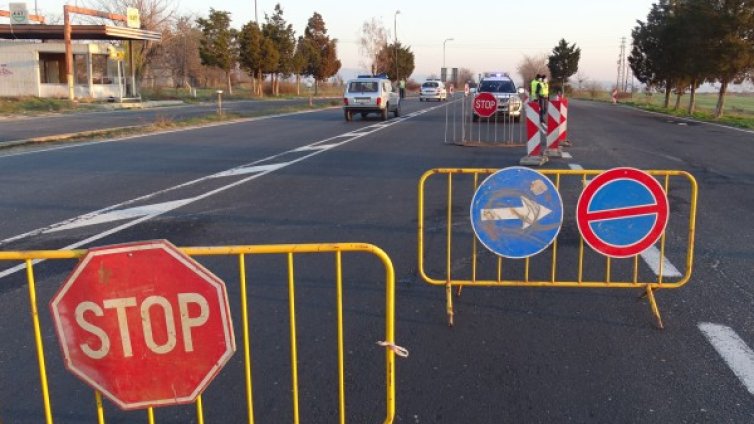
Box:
[470,167,563,259]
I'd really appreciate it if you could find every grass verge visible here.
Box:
[0,97,97,115]
[571,91,754,130]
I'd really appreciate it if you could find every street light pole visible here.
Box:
[443,38,454,70]
[394,10,400,81]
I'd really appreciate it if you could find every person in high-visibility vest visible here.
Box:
[530,74,541,101]
[536,75,549,126]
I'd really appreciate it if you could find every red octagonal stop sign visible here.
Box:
[473,92,498,118]
[50,240,235,410]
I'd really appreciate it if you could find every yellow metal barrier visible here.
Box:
[418,168,698,328]
[0,243,398,423]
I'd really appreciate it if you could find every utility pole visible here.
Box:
[616,36,626,93]
[394,10,400,82]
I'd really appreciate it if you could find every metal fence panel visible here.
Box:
[443,95,527,147]
[0,243,398,424]
[417,168,698,327]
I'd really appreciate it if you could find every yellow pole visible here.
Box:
[196,395,205,424]
[445,173,454,326]
[95,391,104,424]
[336,252,346,424]
[26,260,54,424]
[287,253,300,424]
[239,254,256,423]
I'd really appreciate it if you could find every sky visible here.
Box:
[18,0,659,85]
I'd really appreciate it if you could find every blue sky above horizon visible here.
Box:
[17,0,658,84]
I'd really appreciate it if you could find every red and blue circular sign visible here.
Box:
[576,168,669,258]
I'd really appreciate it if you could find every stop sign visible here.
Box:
[473,92,498,118]
[50,240,235,410]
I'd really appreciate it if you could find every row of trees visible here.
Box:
[517,39,582,93]
[196,6,341,96]
[629,0,754,117]
[85,1,342,95]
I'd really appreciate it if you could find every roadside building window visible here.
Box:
[74,54,87,84]
[38,52,65,84]
[91,54,111,84]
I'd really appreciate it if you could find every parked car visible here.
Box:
[343,75,401,121]
[419,79,447,102]
[472,72,523,122]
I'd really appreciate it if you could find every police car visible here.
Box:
[343,75,401,121]
[472,72,524,122]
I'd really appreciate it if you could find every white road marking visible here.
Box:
[212,163,287,178]
[293,144,332,152]
[561,152,572,159]
[699,323,754,396]
[568,163,584,170]
[639,245,683,277]
[45,198,197,233]
[0,103,447,278]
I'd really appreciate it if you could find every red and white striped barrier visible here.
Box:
[519,101,548,166]
[557,97,569,146]
[524,101,543,156]
[546,100,562,156]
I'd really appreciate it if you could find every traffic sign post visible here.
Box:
[470,167,563,259]
[472,92,498,119]
[576,168,669,258]
[50,240,236,410]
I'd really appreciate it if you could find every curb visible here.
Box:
[1,126,139,148]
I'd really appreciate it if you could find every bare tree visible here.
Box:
[574,71,587,90]
[457,68,474,85]
[358,17,388,74]
[516,53,549,86]
[85,0,177,80]
[156,15,202,91]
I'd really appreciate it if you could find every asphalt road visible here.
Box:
[0,97,753,423]
[0,97,337,143]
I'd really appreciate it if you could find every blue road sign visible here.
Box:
[576,168,669,258]
[470,167,563,259]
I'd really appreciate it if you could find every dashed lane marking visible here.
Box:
[639,245,683,277]
[699,323,754,396]
[212,163,288,178]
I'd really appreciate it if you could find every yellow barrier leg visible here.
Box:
[95,391,104,424]
[446,282,454,327]
[645,287,664,330]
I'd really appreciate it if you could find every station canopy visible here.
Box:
[0,24,160,41]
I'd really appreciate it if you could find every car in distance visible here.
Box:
[472,72,523,122]
[343,75,401,121]
[419,79,447,102]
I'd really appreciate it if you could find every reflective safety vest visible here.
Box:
[530,79,540,98]
[541,81,549,97]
